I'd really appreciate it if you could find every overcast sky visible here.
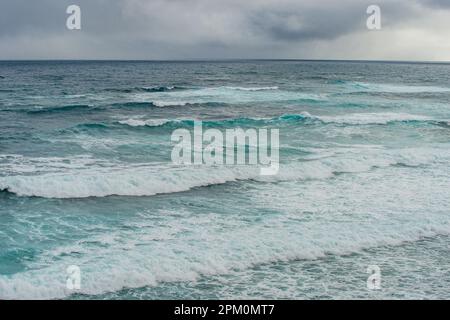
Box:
[0,0,449,60]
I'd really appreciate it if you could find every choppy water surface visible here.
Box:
[0,60,449,299]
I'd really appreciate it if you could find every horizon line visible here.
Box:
[0,58,450,64]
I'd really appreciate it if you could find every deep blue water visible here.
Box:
[0,60,450,299]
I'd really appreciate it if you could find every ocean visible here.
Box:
[0,60,449,299]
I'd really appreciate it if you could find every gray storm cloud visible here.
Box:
[0,0,449,60]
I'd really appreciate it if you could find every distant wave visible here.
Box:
[21,85,319,113]
[114,116,278,129]
[224,86,279,91]
[331,80,450,93]
[104,86,187,93]
[116,85,319,107]
[105,85,277,93]
[151,101,191,107]
[118,118,174,127]
[113,112,442,130]
[109,101,225,109]
[114,116,288,129]
[311,112,435,125]
[279,112,440,126]
[22,101,225,115]
[27,104,95,114]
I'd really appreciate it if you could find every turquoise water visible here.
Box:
[0,60,449,299]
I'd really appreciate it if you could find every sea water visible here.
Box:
[0,60,449,299]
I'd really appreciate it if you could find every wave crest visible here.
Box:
[0,147,446,199]
[114,112,440,130]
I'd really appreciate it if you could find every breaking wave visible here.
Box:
[113,112,441,130]
[27,104,95,114]
[104,86,187,93]
[1,147,447,199]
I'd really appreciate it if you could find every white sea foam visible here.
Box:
[0,164,248,198]
[224,86,279,91]
[302,112,433,125]
[118,118,173,127]
[152,101,189,107]
[1,147,448,198]
[116,112,437,129]
[1,163,450,299]
[129,86,323,107]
